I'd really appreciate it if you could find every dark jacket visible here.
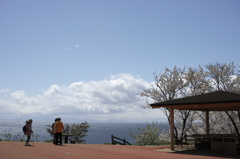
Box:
[24,121,32,136]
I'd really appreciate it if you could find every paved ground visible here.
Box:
[1,142,240,159]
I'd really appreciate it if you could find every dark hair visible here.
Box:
[57,118,61,121]
[55,118,58,122]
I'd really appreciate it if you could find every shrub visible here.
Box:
[128,121,161,146]
[46,121,90,144]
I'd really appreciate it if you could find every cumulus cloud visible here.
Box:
[43,85,63,97]
[0,74,165,122]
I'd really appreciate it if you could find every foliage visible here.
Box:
[103,143,112,145]
[0,133,12,141]
[0,133,26,142]
[64,122,90,143]
[44,140,52,143]
[46,121,90,144]
[140,62,240,142]
[45,125,54,137]
[128,121,161,146]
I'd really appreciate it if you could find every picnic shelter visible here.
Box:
[150,91,240,155]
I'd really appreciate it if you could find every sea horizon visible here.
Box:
[0,122,169,144]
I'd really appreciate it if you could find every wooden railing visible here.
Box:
[111,135,131,145]
[184,134,194,142]
[184,134,237,142]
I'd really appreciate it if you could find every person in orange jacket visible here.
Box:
[54,118,64,145]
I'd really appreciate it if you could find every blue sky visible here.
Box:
[0,0,239,122]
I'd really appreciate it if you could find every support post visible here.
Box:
[206,110,209,135]
[111,135,114,144]
[170,108,174,150]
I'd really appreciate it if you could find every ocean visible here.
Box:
[0,122,164,144]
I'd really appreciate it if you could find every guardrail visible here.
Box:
[111,135,131,145]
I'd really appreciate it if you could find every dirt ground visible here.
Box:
[1,142,240,159]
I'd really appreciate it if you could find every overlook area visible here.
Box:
[1,142,239,159]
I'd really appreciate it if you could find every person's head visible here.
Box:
[55,118,58,122]
[26,120,29,124]
[57,118,61,121]
[29,119,33,123]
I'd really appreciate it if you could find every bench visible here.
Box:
[62,134,73,143]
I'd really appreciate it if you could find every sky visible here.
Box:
[0,0,240,122]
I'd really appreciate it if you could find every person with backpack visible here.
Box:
[54,118,64,145]
[24,119,33,146]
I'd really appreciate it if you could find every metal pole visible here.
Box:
[32,133,34,147]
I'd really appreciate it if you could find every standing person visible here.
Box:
[24,119,33,146]
[52,118,58,144]
[55,118,64,145]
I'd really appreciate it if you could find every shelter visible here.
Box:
[150,91,240,150]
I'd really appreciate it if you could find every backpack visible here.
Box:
[23,125,27,132]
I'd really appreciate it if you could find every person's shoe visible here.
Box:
[25,143,31,146]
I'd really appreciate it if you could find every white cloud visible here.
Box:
[0,74,165,122]
[0,87,11,93]
[75,44,79,48]
[43,84,63,97]
[11,91,41,105]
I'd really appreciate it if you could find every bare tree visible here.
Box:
[140,66,198,143]
[205,62,240,93]
[205,62,240,136]
[141,62,240,144]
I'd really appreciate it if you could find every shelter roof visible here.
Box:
[150,91,240,111]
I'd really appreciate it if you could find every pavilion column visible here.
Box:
[170,108,174,150]
[206,110,209,135]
